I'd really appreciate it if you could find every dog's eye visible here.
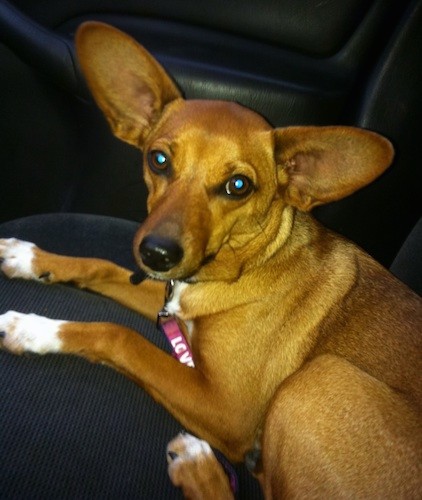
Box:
[148,150,171,174]
[225,175,253,197]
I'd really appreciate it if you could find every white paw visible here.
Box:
[167,432,213,465]
[0,238,39,280]
[167,433,234,498]
[0,311,65,354]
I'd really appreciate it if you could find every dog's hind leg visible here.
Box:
[261,354,422,499]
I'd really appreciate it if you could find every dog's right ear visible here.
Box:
[76,22,182,147]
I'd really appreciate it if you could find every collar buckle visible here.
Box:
[165,279,175,302]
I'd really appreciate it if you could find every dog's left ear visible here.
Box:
[274,126,394,211]
[76,22,182,147]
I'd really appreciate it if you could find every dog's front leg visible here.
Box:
[0,238,164,319]
[0,311,238,458]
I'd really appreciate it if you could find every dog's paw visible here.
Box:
[0,238,46,281]
[0,310,65,354]
[167,432,233,499]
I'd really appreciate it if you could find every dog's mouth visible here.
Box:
[130,251,217,285]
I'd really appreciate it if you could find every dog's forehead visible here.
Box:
[160,99,272,139]
[153,99,273,168]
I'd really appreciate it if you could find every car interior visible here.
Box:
[0,0,421,497]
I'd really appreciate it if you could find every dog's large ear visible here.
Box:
[76,22,182,147]
[274,126,394,211]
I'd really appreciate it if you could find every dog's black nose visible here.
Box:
[139,235,184,272]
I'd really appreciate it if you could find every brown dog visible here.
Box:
[1,22,421,498]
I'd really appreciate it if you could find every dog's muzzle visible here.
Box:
[139,235,184,272]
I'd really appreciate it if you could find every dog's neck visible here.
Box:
[245,202,296,270]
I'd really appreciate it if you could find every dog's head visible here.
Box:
[76,22,394,282]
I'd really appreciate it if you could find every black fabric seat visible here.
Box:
[0,213,263,499]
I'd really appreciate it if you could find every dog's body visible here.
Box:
[1,22,421,498]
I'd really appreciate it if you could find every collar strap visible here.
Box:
[158,312,195,368]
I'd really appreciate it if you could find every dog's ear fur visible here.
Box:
[274,126,394,211]
[76,22,182,147]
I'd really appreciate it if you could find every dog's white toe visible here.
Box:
[167,433,234,498]
[167,432,213,465]
[0,238,38,280]
[0,311,65,354]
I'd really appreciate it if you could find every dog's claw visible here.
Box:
[167,451,179,461]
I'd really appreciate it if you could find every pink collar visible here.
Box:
[158,312,195,367]
[157,280,195,367]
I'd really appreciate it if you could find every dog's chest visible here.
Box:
[164,281,194,340]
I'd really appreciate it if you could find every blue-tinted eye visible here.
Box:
[155,152,166,165]
[225,175,252,197]
[234,179,244,190]
[148,150,170,173]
